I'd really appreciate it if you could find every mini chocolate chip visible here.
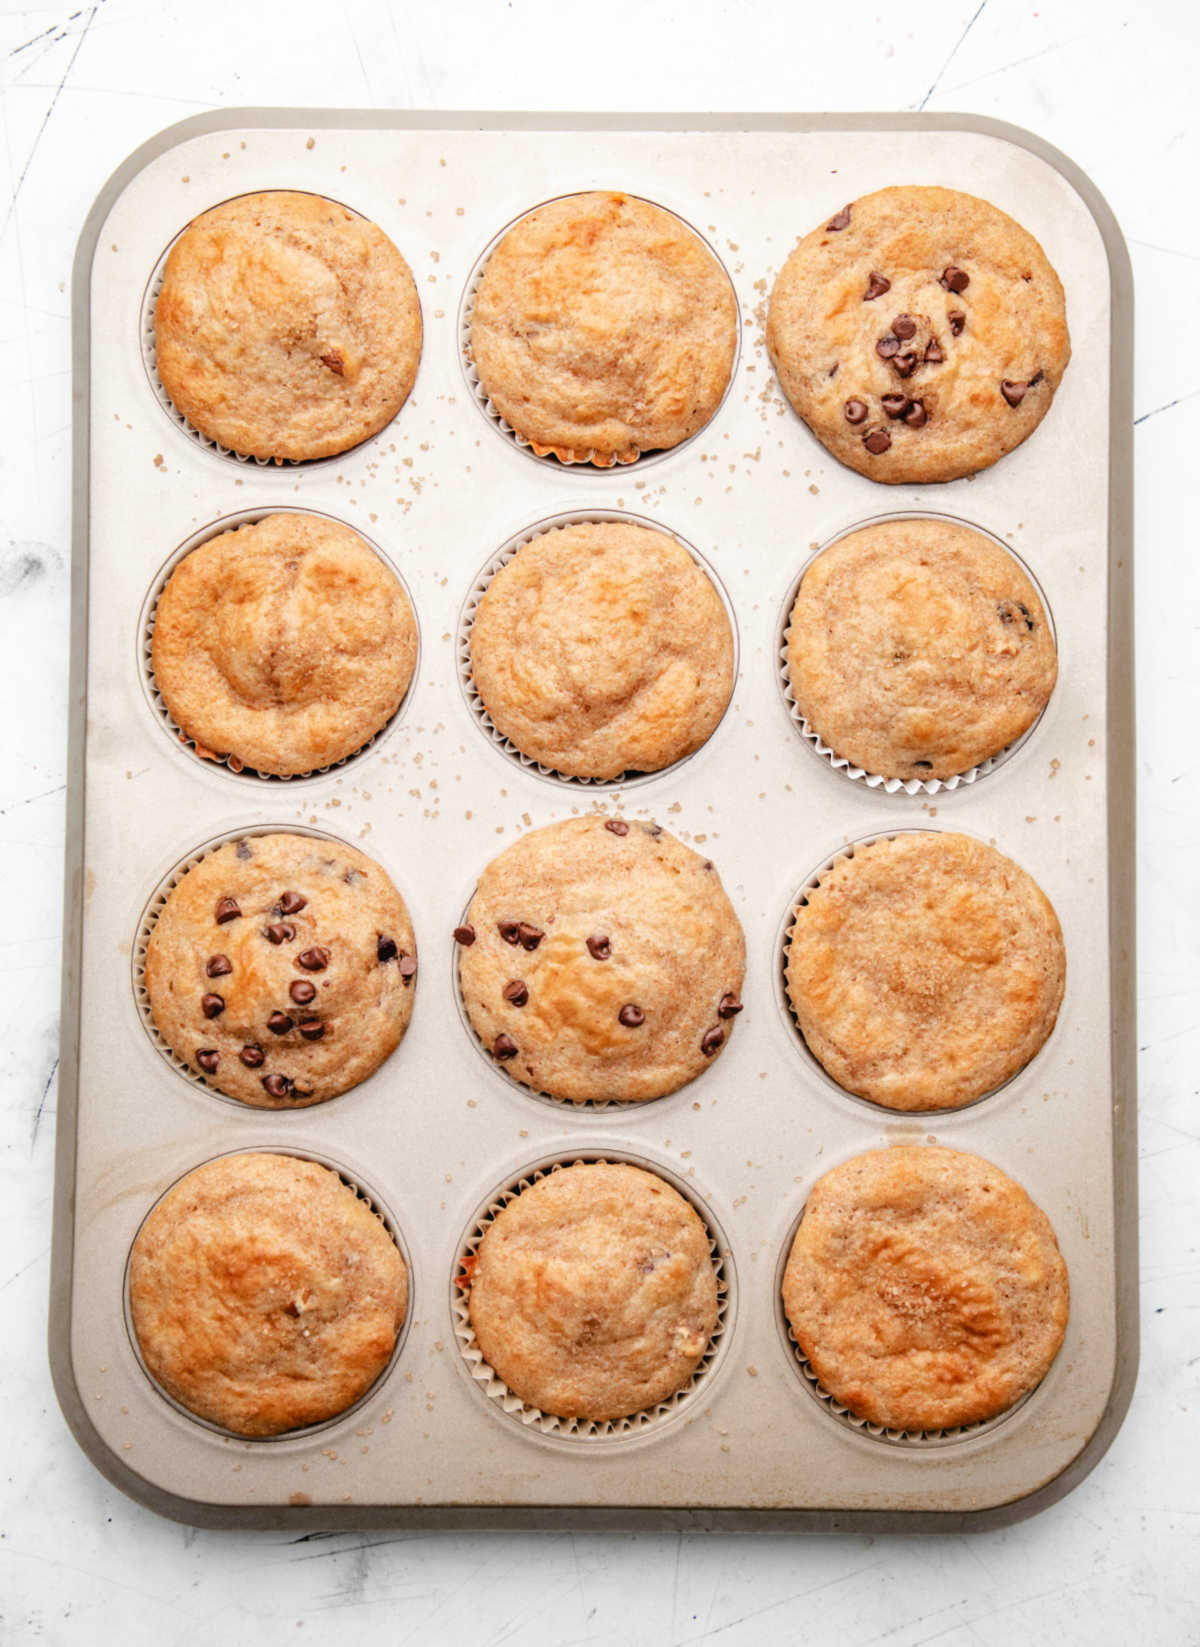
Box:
[876,335,900,359]
[701,1026,725,1056]
[493,1033,518,1060]
[586,933,612,960]
[239,1044,265,1068]
[892,314,917,340]
[196,1049,219,1074]
[377,935,398,963]
[453,924,476,946]
[998,600,1035,633]
[398,954,417,982]
[1029,369,1044,387]
[645,823,663,837]
[278,890,307,916]
[828,362,839,377]
[266,922,295,945]
[267,1011,293,1035]
[296,946,330,972]
[940,265,970,293]
[215,897,241,924]
[343,868,361,885]
[298,1018,325,1041]
[863,428,892,455]
[881,393,909,419]
[290,979,317,1005]
[604,819,629,836]
[201,992,225,1019]
[864,271,891,301]
[914,760,934,770]
[503,979,529,1007]
[262,1073,291,1099]
[904,400,928,429]
[1018,601,1033,628]
[949,310,966,336]
[924,338,944,364]
[718,993,744,1019]
[498,919,522,945]
[1000,379,1028,407]
[703,860,714,871]
[517,922,544,952]
[826,205,852,230]
[206,954,232,978]
[320,350,344,376]
[618,1004,645,1028]
[892,351,918,378]
[843,397,868,425]
[235,840,252,860]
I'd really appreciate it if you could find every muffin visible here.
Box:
[469,191,737,465]
[154,190,422,460]
[456,816,745,1102]
[782,1146,1069,1431]
[144,832,416,1107]
[466,1161,718,1421]
[785,832,1064,1110]
[766,186,1070,483]
[785,517,1056,781]
[469,520,734,778]
[129,1152,407,1437]
[152,513,417,777]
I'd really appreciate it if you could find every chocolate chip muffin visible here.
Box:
[766,186,1070,483]
[469,191,737,465]
[456,817,745,1102]
[466,1161,718,1421]
[154,191,422,461]
[785,832,1064,1110]
[152,512,417,777]
[144,833,416,1107]
[129,1152,408,1437]
[782,1146,1069,1432]
[785,517,1057,780]
[469,520,734,778]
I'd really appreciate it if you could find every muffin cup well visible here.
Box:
[455,508,738,790]
[131,822,413,1108]
[139,507,420,784]
[777,511,1058,796]
[123,1144,414,1443]
[140,191,396,471]
[457,191,741,472]
[450,1151,734,1446]
[775,828,1055,1117]
[773,1196,1039,1449]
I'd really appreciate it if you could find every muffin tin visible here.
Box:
[52,111,1135,1530]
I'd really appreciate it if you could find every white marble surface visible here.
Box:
[1,0,1197,1641]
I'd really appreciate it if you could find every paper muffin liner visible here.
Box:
[451,1152,734,1445]
[140,193,387,470]
[457,191,741,472]
[777,511,1058,796]
[776,828,1032,1118]
[139,506,419,784]
[774,1197,1035,1448]
[456,508,738,790]
[131,822,403,1106]
[123,1144,413,1443]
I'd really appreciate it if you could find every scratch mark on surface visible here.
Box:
[916,0,989,110]
[32,1055,59,1147]
[1135,388,1200,426]
[2,3,103,241]
[0,782,66,817]
[937,30,1087,97]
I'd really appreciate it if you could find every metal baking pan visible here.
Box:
[51,110,1136,1531]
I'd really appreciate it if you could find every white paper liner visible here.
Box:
[457,191,741,472]
[122,1144,413,1443]
[140,193,389,470]
[139,506,419,784]
[131,822,384,1106]
[777,511,1058,796]
[776,828,1034,1118]
[451,1153,733,1444]
[774,1201,1035,1448]
[455,508,738,789]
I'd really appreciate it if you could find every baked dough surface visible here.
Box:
[782,1146,1069,1431]
[468,1161,718,1421]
